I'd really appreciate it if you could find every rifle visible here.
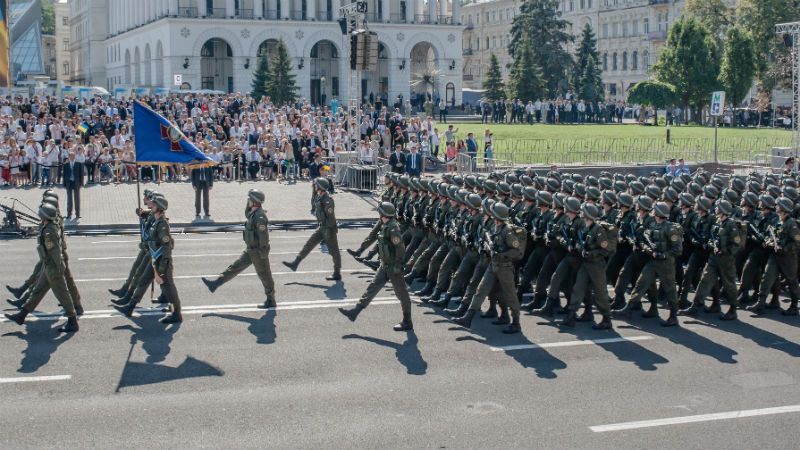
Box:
[706,229,720,254]
[641,229,657,256]
[748,222,766,244]
[574,228,586,255]
[765,225,782,253]
[482,230,494,256]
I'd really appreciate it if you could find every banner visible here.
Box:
[0,0,9,88]
[133,101,215,166]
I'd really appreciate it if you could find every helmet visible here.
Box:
[457,188,470,203]
[437,182,450,197]
[520,175,533,187]
[377,202,396,217]
[248,189,266,204]
[600,171,612,178]
[571,173,584,183]
[397,175,410,189]
[653,202,671,219]
[617,192,634,209]
[724,190,739,205]
[731,177,747,192]
[452,175,464,187]
[759,194,776,210]
[625,174,637,183]
[43,189,58,200]
[38,203,58,221]
[152,195,169,211]
[581,203,601,221]
[428,180,440,194]
[466,194,482,209]
[703,185,720,199]
[505,174,519,184]
[717,200,734,216]
[495,181,510,195]
[534,176,547,190]
[664,174,674,184]
[695,196,713,212]
[645,185,663,200]
[314,177,331,191]
[552,193,566,209]
[653,178,668,189]
[546,178,561,192]
[418,178,431,191]
[671,179,687,192]
[599,177,613,190]
[408,177,420,191]
[637,195,654,211]
[464,175,477,189]
[602,190,617,206]
[484,179,497,193]
[783,186,799,201]
[783,178,799,188]
[523,186,538,202]
[629,181,645,195]
[586,175,599,187]
[481,198,496,215]
[777,197,795,214]
[679,192,696,208]
[680,173,693,185]
[688,182,704,197]
[742,191,759,209]
[562,179,575,194]
[767,185,782,199]
[143,189,153,200]
[747,180,762,194]
[490,202,510,221]
[613,180,628,193]
[536,191,553,207]
[663,187,679,203]
[447,185,459,200]
[41,197,59,209]
[710,177,726,191]
[574,183,587,198]
[564,196,581,214]
[586,186,601,201]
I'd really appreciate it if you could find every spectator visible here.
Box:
[191,165,214,220]
[405,145,422,177]
[62,151,84,219]
[677,158,690,175]
[665,158,678,176]
[389,144,405,173]
[445,140,457,172]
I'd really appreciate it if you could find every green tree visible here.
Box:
[628,80,678,126]
[40,0,55,35]
[572,23,604,101]
[483,54,505,101]
[250,55,271,102]
[507,35,544,102]
[509,0,573,96]
[685,0,735,38]
[737,0,797,91]
[652,17,720,121]
[266,39,298,106]
[719,26,756,106]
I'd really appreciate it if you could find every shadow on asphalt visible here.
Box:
[2,319,75,373]
[342,331,428,375]
[618,317,738,364]
[202,309,277,345]
[285,281,348,300]
[684,313,800,358]
[113,316,180,364]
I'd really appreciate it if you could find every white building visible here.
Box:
[460,0,517,90]
[72,0,464,105]
[54,0,71,81]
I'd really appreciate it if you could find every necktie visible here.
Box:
[412,155,415,170]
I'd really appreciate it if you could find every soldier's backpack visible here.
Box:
[731,219,748,253]
[599,222,618,254]
[510,224,528,259]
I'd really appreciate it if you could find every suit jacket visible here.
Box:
[191,166,214,188]
[405,153,423,177]
[62,161,84,188]
[389,152,405,173]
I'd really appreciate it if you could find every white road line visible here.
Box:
[74,268,364,283]
[490,336,654,352]
[589,405,800,433]
[91,236,310,244]
[0,375,72,384]
[78,251,320,261]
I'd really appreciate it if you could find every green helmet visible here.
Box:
[523,186,537,202]
[586,186,601,201]
[717,199,734,216]
[679,192,696,208]
[377,201,396,217]
[617,192,634,208]
[645,185,662,200]
[419,178,431,191]
[688,182,704,197]
[777,197,794,214]
[534,176,547,190]
[663,187,680,203]
[783,186,799,201]
[152,195,169,211]
[43,189,58,200]
[636,195,654,211]
[464,175,477,188]
[653,178,667,189]
[248,189,266,204]
[711,176,726,191]
[41,197,59,209]
[497,181,512,195]
[696,196,713,212]
[731,177,747,192]
[671,179,687,192]
[742,191,759,209]
[767,185,782,199]
[457,188,470,203]
[564,196,581,214]
[602,190,617,206]
[629,181,645,195]
[613,180,628,193]
[536,191,553,207]
[520,175,533,187]
[314,178,331,191]
[447,185,459,200]
[484,179,497,193]
[562,179,575,194]
[553,193,566,209]
[599,177,613,190]
[586,175,599,187]
[724,189,740,205]
[581,203,601,221]
[466,193,482,209]
[398,175,410,189]
[490,202,510,221]
[759,194,776,210]
[546,178,561,192]
[482,198,496,215]
[437,182,450,197]
[511,183,523,198]
[703,185,720,199]
[38,203,58,221]
[143,188,153,199]
[574,183,587,198]
[653,201,671,218]
[452,175,464,186]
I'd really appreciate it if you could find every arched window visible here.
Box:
[612,52,618,71]
[622,51,628,71]
[603,53,608,71]
[643,50,649,69]
[632,51,638,70]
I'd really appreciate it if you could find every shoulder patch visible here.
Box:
[511,239,520,248]
[258,224,267,231]
[162,236,170,243]
[600,240,608,248]
[794,234,800,242]
[670,234,679,242]
[391,235,401,245]
[44,238,55,249]
[326,207,334,215]
[733,236,741,244]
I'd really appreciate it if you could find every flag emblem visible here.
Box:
[160,123,185,152]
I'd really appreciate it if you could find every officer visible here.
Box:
[4,203,79,333]
[202,189,276,308]
[683,200,741,320]
[338,202,414,331]
[108,189,159,300]
[283,178,342,281]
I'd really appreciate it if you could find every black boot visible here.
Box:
[533,297,558,317]
[677,295,692,310]
[57,315,79,333]
[201,277,222,293]
[338,304,364,322]
[577,305,593,322]
[558,310,577,328]
[282,259,299,272]
[111,296,131,307]
[421,288,440,302]
[6,284,25,299]
[613,300,637,319]
[642,303,659,318]
[481,302,499,319]
[404,272,417,285]
[781,299,799,316]
[75,304,84,316]
[160,311,183,324]
[114,302,136,318]
[703,300,721,314]
[609,294,626,311]
[502,313,522,334]
[393,313,413,331]
[680,301,702,316]
[6,298,24,309]
[416,281,435,297]
[4,309,28,325]
[492,308,510,325]
[346,248,361,259]
[363,260,380,271]
[593,314,613,330]
[261,297,277,309]
[153,292,169,304]
[661,307,679,327]
[452,309,476,328]
[325,272,342,281]
[745,299,767,315]
[445,299,469,317]
[767,295,781,309]
[108,286,127,297]
[430,294,451,309]
[720,305,738,321]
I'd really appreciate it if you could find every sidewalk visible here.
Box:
[0,179,381,229]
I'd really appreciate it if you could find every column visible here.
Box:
[254,0,264,18]
[381,0,389,22]
[280,0,290,18]
[439,0,447,18]
[198,0,207,17]
[168,0,178,16]
[227,0,236,17]
[332,0,341,19]
[452,0,460,24]
[308,0,316,20]
[428,0,436,22]
[405,0,413,22]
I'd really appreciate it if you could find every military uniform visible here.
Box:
[286,190,342,278]
[567,221,613,318]
[691,215,741,315]
[752,215,800,313]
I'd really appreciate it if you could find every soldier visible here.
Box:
[202,189,276,308]
[606,192,635,296]
[283,178,342,281]
[519,191,555,310]
[682,200,741,320]
[339,202,414,331]
[678,196,715,308]
[4,203,80,333]
[738,194,776,304]
[115,195,182,324]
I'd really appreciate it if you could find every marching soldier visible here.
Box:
[338,202,414,331]
[202,189,276,308]
[519,191,555,310]
[283,178,342,281]
[738,194,777,304]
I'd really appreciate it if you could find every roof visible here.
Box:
[11,22,44,77]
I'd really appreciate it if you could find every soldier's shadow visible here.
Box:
[113,316,180,363]
[284,281,347,300]
[342,331,428,375]
[618,317,738,364]
[202,309,276,345]
[2,319,75,373]
[684,314,800,357]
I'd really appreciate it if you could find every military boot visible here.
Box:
[346,248,361,259]
[492,307,510,325]
[642,302,659,318]
[421,288,441,303]
[201,277,223,293]
[282,259,299,272]
[502,313,522,334]
[720,305,737,321]
[593,314,613,330]
[416,281,435,297]
[679,300,702,316]
[452,309,476,328]
[160,311,182,324]
[4,309,28,325]
[661,307,679,327]
[736,291,751,306]
[703,300,721,314]
[114,302,136,318]
[481,301,499,319]
[261,297,277,309]
[609,293,626,311]
[430,294,451,309]
[6,298,24,309]
[58,315,79,333]
[533,297,558,317]
[781,299,799,316]
[338,304,364,322]
[745,299,767,315]
[577,304,593,322]
[152,292,169,304]
[75,304,84,316]
[6,284,25,299]
[325,272,342,281]
[404,272,417,285]
[558,310,577,328]
[393,313,413,331]
[613,300,639,319]
[111,295,132,306]
[108,286,127,297]
[363,260,380,271]
[766,294,781,309]
[445,299,469,317]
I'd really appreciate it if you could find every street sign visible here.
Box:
[710,91,725,116]
[173,74,183,86]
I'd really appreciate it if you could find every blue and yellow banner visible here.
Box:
[133,101,215,166]
[0,0,9,88]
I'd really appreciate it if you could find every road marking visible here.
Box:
[0,375,72,384]
[490,336,654,352]
[78,251,321,261]
[91,236,310,244]
[589,405,800,432]
[74,269,364,283]
[0,297,397,322]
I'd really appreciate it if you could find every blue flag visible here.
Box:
[133,101,215,166]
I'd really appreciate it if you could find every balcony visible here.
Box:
[390,13,407,23]
[206,8,226,18]
[415,14,431,24]
[237,9,254,19]
[265,9,279,20]
[177,7,198,18]
[463,48,474,56]
[647,30,667,41]
[290,10,305,20]
[464,21,473,30]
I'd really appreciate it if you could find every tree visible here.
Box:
[250,55,271,102]
[652,18,720,121]
[572,23,604,101]
[737,0,797,91]
[266,39,298,106]
[719,26,756,106]
[483,54,505,101]
[685,0,735,38]
[509,0,574,96]
[628,80,678,126]
[40,0,55,35]
[507,35,544,102]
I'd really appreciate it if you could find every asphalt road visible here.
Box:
[1,230,799,449]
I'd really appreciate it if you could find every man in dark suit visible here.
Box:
[62,151,84,219]
[389,145,405,173]
[191,165,214,220]
[405,146,423,177]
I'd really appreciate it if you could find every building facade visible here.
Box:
[71,0,463,106]
[68,0,109,86]
[460,0,518,90]
[54,0,71,81]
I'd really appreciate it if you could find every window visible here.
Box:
[657,13,663,31]
[492,37,496,48]
[62,16,68,26]
[644,18,649,34]
[63,39,69,51]
[603,53,608,71]
[588,0,592,7]
[612,52,618,70]
[609,83,617,96]
[602,23,608,38]
[580,0,585,9]
[622,21,628,37]
[622,51,628,70]
[643,50,649,69]
[632,20,639,36]
[486,37,489,49]
[632,51,638,70]
[475,37,479,50]
[612,22,618,37]
[569,0,574,11]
